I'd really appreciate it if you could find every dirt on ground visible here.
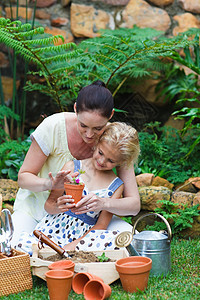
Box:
[38,250,114,263]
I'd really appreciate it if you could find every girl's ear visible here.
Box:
[109,109,115,120]
[74,102,77,114]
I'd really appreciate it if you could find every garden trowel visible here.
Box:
[33,229,71,258]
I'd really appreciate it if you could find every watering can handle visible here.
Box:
[132,212,172,241]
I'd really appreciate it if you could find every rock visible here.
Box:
[1,76,20,103]
[136,173,154,186]
[44,27,74,45]
[0,179,19,202]
[91,0,130,5]
[193,192,200,206]
[139,186,171,211]
[189,177,200,190]
[70,3,111,38]
[148,0,174,5]
[61,0,71,7]
[171,191,196,209]
[131,77,168,106]
[173,13,200,36]
[18,0,30,4]
[51,17,69,27]
[152,176,174,190]
[0,194,2,212]
[179,215,200,238]
[178,0,200,14]
[164,115,185,131]
[35,10,51,20]
[176,179,198,193]
[121,0,171,32]
[5,6,33,19]
[0,52,9,68]
[33,0,57,8]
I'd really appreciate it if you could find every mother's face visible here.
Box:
[76,110,109,145]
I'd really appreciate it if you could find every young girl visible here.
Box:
[17,122,140,254]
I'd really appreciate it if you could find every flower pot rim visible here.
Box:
[48,259,75,270]
[64,182,85,186]
[115,256,152,274]
[45,269,74,279]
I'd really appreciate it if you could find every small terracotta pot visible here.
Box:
[72,272,103,294]
[115,256,152,293]
[83,279,112,300]
[45,269,73,300]
[64,182,85,204]
[48,259,75,272]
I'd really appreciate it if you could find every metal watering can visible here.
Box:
[115,213,172,277]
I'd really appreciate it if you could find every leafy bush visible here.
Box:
[136,123,200,184]
[145,200,200,235]
[0,136,31,180]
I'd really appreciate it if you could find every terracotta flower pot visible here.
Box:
[48,260,75,272]
[72,272,103,294]
[115,256,152,293]
[83,279,112,300]
[64,182,85,204]
[45,269,73,300]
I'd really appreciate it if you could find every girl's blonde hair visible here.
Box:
[99,122,140,168]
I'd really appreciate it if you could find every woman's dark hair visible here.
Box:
[76,80,114,118]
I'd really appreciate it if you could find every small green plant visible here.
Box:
[121,216,132,225]
[145,200,200,235]
[97,252,110,262]
[71,169,85,185]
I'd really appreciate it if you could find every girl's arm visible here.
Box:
[63,210,113,251]
[63,184,123,251]
[74,166,140,216]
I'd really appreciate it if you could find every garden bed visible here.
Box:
[30,244,129,285]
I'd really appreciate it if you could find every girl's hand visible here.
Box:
[57,195,76,213]
[71,193,105,214]
[63,240,78,251]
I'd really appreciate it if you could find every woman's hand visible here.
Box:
[48,170,79,190]
[71,192,106,214]
[56,195,76,213]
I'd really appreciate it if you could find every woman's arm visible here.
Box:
[74,166,140,216]
[108,165,141,215]
[18,139,73,192]
[18,139,51,191]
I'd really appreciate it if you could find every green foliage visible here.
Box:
[136,123,200,184]
[97,252,110,262]
[0,18,85,111]
[0,136,31,180]
[79,27,199,94]
[155,30,200,154]
[0,105,20,140]
[121,216,133,225]
[145,200,200,235]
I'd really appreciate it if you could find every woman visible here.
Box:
[17,122,140,254]
[12,81,140,246]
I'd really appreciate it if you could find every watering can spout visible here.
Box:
[115,231,140,256]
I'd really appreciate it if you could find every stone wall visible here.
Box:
[1,0,200,128]
[1,0,200,43]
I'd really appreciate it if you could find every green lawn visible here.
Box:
[1,238,199,299]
